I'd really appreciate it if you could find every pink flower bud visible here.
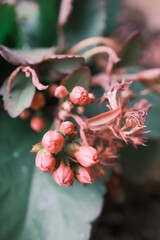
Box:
[58,110,68,121]
[42,130,64,153]
[75,146,99,167]
[87,93,95,103]
[60,121,74,135]
[30,116,46,132]
[52,161,74,187]
[55,86,68,98]
[35,150,56,172]
[19,109,30,119]
[31,92,46,110]
[70,86,89,105]
[48,84,58,96]
[75,166,94,184]
[62,101,73,112]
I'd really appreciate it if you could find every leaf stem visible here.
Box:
[68,37,120,54]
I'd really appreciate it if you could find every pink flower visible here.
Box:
[52,161,74,187]
[55,86,68,98]
[75,146,99,167]
[42,130,64,153]
[75,166,93,184]
[30,116,45,132]
[35,150,56,172]
[60,121,74,135]
[31,92,46,110]
[70,86,89,105]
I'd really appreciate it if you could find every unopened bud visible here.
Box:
[42,130,64,154]
[48,84,58,96]
[35,150,56,172]
[30,116,45,132]
[74,146,99,167]
[70,86,89,105]
[75,166,94,184]
[60,121,74,135]
[55,86,68,98]
[52,161,74,187]
[31,92,46,110]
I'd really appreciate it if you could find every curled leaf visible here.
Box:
[7,66,48,92]
[25,67,48,91]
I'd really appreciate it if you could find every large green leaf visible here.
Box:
[0,113,106,240]
[20,172,105,240]
[64,0,107,47]
[0,72,35,118]
[0,113,40,240]
[62,66,91,91]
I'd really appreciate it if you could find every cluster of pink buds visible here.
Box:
[70,86,95,105]
[19,92,47,132]
[31,120,99,187]
[54,85,95,114]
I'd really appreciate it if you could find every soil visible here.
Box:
[91,180,160,240]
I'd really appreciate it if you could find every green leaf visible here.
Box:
[17,0,60,47]
[116,32,142,68]
[0,72,35,118]
[62,67,91,91]
[105,0,122,36]
[64,0,107,47]
[0,44,55,66]
[0,114,106,240]
[0,113,42,240]
[20,172,105,240]
[120,140,160,181]
[45,55,84,74]
[0,44,84,74]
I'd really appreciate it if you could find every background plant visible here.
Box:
[0,1,160,240]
